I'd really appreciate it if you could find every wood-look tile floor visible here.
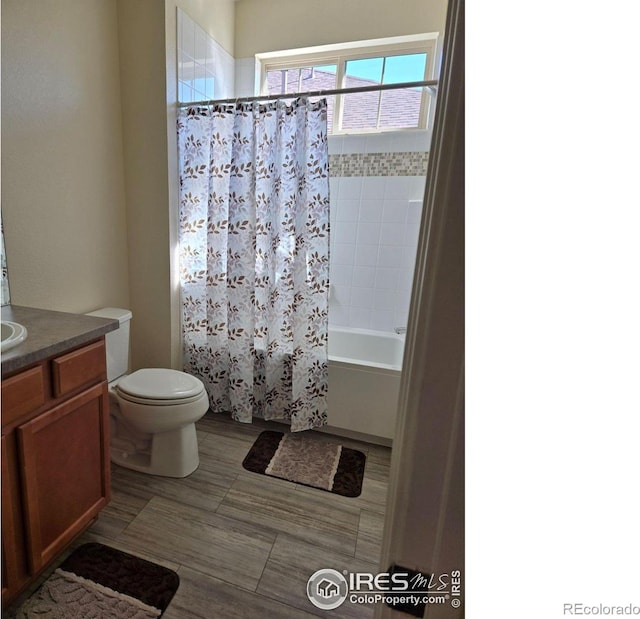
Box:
[5,413,391,618]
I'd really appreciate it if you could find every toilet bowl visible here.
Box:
[86,308,209,478]
[111,368,209,477]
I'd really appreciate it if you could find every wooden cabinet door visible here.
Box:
[17,383,111,572]
[1,433,29,604]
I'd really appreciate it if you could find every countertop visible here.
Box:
[1,305,119,377]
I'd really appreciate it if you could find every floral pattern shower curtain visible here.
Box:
[178,99,330,432]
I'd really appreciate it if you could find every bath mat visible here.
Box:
[15,543,179,618]
[242,430,366,497]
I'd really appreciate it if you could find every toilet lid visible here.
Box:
[116,369,204,401]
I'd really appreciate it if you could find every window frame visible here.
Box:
[256,34,439,135]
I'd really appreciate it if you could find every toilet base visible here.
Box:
[111,423,199,478]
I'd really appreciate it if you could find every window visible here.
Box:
[258,34,438,134]
[266,65,339,131]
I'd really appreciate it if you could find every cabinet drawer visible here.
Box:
[51,340,106,398]
[1,366,46,425]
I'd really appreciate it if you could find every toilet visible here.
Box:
[86,308,209,478]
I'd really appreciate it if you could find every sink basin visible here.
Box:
[1,321,28,352]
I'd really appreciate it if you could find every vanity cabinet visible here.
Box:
[2,433,27,602]
[1,338,111,605]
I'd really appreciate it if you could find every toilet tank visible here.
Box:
[85,307,132,382]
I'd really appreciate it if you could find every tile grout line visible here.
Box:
[214,470,240,511]
[353,508,364,559]
[254,531,279,593]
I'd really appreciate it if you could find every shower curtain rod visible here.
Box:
[178,79,438,108]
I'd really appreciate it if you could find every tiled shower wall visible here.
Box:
[328,131,429,333]
[177,9,235,103]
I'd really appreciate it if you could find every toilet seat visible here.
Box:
[116,368,204,402]
[115,389,206,406]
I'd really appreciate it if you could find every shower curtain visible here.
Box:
[177,98,330,432]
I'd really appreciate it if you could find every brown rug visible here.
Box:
[242,431,366,497]
[16,543,179,618]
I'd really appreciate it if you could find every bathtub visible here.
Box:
[327,327,405,443]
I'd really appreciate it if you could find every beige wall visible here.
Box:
[234,0,447,57]
[116,0,173,370]
[2,0,234,370]
[1,0,130,315]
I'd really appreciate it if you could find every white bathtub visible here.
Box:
[327,327,405,443]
